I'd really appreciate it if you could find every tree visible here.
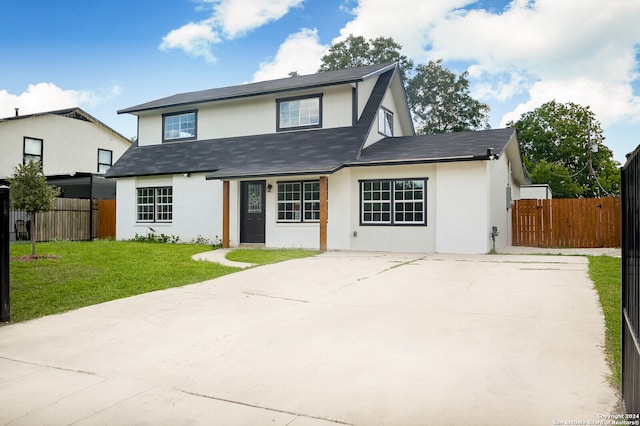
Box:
[508,100,620,198]
[318,35,490,134]
[8,162,60,256]
[318,34,414,79]
[406,59,490,134]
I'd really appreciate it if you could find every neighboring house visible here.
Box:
[520,184,553,199]
[107,63,530,253]
[0,107,131,199]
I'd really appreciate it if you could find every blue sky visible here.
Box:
[1,0,639,164]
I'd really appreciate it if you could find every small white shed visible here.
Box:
[520,184,552,199]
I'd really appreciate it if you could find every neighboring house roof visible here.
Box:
[118,62,398,114]
[0,107,131,144]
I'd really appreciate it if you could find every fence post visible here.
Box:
[0,186,10,323]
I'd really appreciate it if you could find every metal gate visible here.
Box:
[622,145,640,414]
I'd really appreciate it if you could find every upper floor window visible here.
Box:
[163,111,197,142]
[277,95,322,131]
[378,108,394,136]
[98,149,112,173]
[24,137,43,165]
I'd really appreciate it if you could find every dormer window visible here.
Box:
[277,94,322,131]
[378,108,394,137]
[163,111,197,142]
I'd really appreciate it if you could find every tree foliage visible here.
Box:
[318,34,414,78]
[508,101,620,198]
[8,161,60,255]
[406,60,490,134]
[318,35,489,134]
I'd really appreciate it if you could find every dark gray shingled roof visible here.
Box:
[107,65,396,179]
[105,126,365,179]
[352,128,517,166]
[107,63,522,181]
[118,62,397,114]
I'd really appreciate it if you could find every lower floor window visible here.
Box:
[361,178,426,225]
[277,180,320,222]
[137,186,172,222]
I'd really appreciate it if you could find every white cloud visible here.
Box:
[339,0,640,126]
[160,0,304,61]
[336,0,474,62]
[207,0,304,38]
[0,83,120,119]
[252,28,327,81]
[159,22,220,63]
[501,77,640,127]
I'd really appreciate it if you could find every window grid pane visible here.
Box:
[137,188,155,221]
[303,182,320,221]
[155,187,173,222]
[164,112,196,140]
[362,180,392,224]
[279,97,320,129]
[137,187,173,222]
[277,183,301,222]
[362,179,425,225]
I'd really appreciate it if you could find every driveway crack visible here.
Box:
[174,388,352,425]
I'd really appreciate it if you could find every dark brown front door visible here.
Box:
[240,181,266,243]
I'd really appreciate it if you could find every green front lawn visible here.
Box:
[588,255,622,390]
[8,241,317,323]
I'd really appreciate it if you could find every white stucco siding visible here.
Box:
[488,155,512,250]
[136,86,354,145]
[326,169,353,250]
[435,162,489,254]
[263,177,321,249]
[115,174,221,244]
[136,112,161,146]
[0,114,130,178]
[347,165,436,252]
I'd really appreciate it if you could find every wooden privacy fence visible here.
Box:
[512,197,621,248]
[33,198,96,242]
[16,198,117,242]
[96,199,116,240]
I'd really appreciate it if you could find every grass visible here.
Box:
[8,241,318,323]
[588,255,622,390]
[225,248,320,265]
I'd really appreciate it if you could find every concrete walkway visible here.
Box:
[0,251,617,425]
[192,249,255,268]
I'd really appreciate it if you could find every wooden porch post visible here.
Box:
[319,176,328,252]
[222,180,230,248]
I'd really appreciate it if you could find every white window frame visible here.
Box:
[360,178,426,225]
[163,111,197,142]
[277,95,322,131]
[277,180,320,222]
[378,108,394,137]
[137,186,173,223]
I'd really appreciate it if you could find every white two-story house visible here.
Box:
[107,63,530,253]
[0,107,131,199]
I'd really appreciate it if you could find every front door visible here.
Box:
[240,181,266,243]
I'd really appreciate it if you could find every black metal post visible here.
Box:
[0,185,10,323]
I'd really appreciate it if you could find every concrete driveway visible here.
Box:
[0,252,617,425]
